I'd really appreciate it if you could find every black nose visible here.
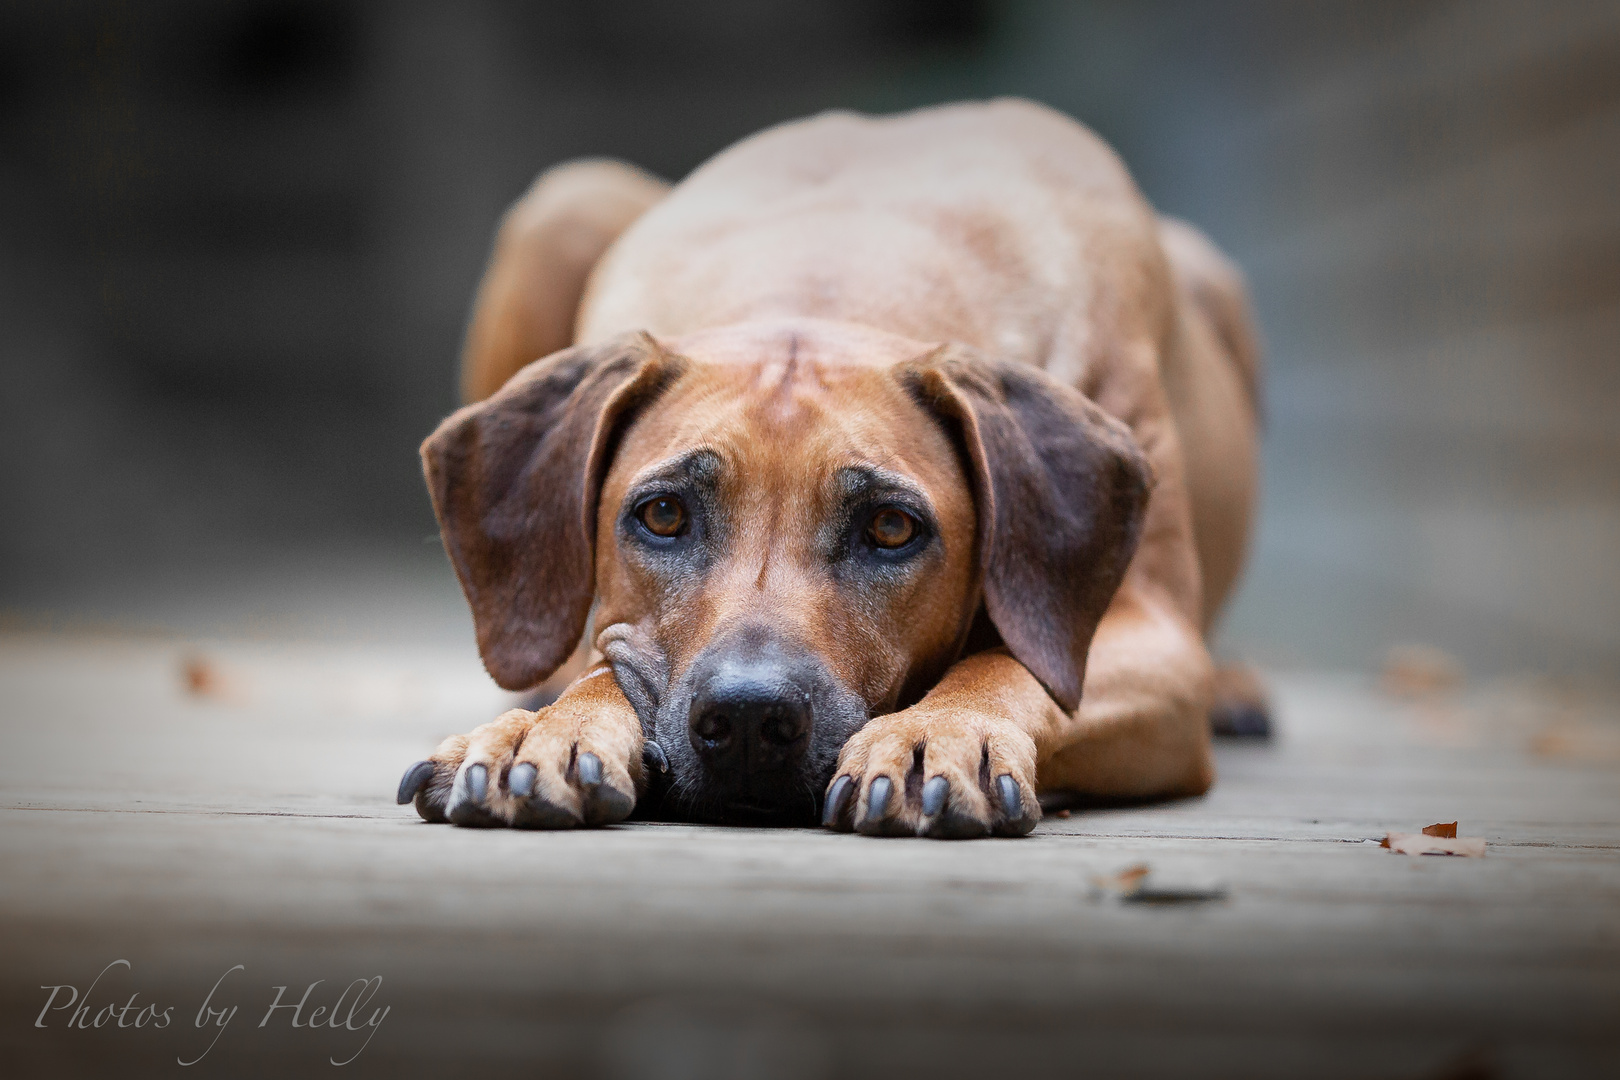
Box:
[687,658,812,775]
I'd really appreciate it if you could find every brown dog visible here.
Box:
[396,99,1262,837]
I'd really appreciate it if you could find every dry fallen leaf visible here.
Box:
[1381,644,1462,698]
[178,651,246,704]
[1382,831,1485,856]
[1090,863,1151,896]
[1532,723,1620,763]
[1088,863,1227,905]
[1423,821,1458,838]
[181,653,223,697]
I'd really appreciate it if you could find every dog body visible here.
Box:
[401,100,1262,836]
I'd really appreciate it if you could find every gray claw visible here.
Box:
[585,783,635,826]
[643,740,669,774]
[822,775,853,828]
[920,775,949,817]
[447,762,499,827]
[996,774,1021,820]
[509,762,536,798]
[397,760,435,805]
[577,751,603,787]
[865,776,893,825]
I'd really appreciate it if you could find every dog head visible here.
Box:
[422,319,1151,824]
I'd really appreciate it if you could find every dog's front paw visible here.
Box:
[821,706,1040,838]
[397,700,646,829]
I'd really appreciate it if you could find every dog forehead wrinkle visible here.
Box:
[833,463,932,509]
[625,446,725,494]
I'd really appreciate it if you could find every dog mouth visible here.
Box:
[700,781,824,826]
[650,782,824,827]
[719,798,811,826]
[636,759,827,827]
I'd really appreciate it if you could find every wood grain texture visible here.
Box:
[1,633,1616,1078]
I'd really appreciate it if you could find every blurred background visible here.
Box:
[1,0,1616,678]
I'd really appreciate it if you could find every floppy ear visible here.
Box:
[422,331,682,690]
[899,346,1154,712]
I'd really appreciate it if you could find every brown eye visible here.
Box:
[867,508,918,549]
[638,497,687,537]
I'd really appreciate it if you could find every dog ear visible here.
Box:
[422,331,682,690]
[899,346,1153,712]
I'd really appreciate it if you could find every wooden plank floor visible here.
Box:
[2,631,1617,1079]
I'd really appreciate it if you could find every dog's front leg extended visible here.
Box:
[1037,584,1216,800]
[822,649,1066,839]
[397,663,647,829]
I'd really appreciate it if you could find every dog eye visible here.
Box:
[866,508,918,549]
[638,497,687,538]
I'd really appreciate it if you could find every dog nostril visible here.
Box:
[687,658,815,774]
[758,710,803,747]
[693,711,733,749]
[689,701,807,769]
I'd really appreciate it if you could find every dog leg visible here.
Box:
[1037,585,1217,798]
[397,663,647,829]
[461,159,668,402]
[822,650,1054,839]
[1209,661,1272,738]
[822,584,1217,835]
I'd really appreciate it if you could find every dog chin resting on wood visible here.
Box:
[396,99,1266,838]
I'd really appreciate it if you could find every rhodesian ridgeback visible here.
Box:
[396,99,1264,837]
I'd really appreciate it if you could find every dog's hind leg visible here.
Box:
[1155,216,1263,636]
[461,159,669,402]
[1156,219,1270,741]
[1209,661,1272,738]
